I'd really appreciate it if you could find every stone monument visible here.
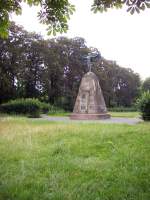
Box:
[70,51,110,120]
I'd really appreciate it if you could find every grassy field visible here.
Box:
[0,116,150,200]
[109,111,140,118]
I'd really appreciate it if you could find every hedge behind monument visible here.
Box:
[0,99,44,117]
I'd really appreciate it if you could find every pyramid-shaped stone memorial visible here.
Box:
[70,72,110,120]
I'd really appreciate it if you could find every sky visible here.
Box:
[12,0,150,80]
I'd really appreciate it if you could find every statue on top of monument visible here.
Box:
[83,50,101,72]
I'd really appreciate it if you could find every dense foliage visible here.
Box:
[137,91,150,121]
[0,23,141,111]
[0,98,42,117]
[0,98,65,117]
[92,0,150,14]
[0,0,75,38]
[142,77,150,92]
[0,0,150,38]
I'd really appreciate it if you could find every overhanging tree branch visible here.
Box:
[0,0,150,38]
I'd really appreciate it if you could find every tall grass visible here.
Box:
[0,117,150,200]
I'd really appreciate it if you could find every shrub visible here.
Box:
[39,102,64,114]
[40,102,50,114]
[48,105,65,114]
[0,98,41,118]
[0,98,65,117]
[142,77,150,92]
[136,91,150,121]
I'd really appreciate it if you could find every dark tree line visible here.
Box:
[0,23,141,110]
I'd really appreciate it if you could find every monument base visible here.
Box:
[70,113,111,120]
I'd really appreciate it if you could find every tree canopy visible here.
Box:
[0,0,150,38]
[0,22,141,109]
[142,77,150,92]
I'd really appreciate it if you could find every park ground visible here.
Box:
[48,111,139,118]
[0,112,150,200]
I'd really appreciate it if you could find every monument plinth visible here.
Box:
[70,72,110,120]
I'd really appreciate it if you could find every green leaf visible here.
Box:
[127,6,133,12]
[130,7,135,15]
[140,3,146,11]
[47,30,52,35]
[135,7,140,14]
[53,30,56,36]
[15,8,22,15]
[145,2,150,8]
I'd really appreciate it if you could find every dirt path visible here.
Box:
[40,115,143,125]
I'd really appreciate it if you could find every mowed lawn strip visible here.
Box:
[109,111,140,118]
[0,117,150,200]
[47,111,140,118]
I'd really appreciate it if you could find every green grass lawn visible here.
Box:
[48,111,140,118]
[0,116,150,200]
[110,111,140,118]
[48,112,71,117]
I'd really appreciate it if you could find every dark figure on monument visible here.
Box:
[70,50,110,120]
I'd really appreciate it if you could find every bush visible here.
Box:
[136,91,150,121]
[0,98,42,118]
[39,102,64,114]
[108,106,137,112]
[48,105,65,114]
[40,102,51,114]
[0,98,65,117]
[142,77,150,92]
